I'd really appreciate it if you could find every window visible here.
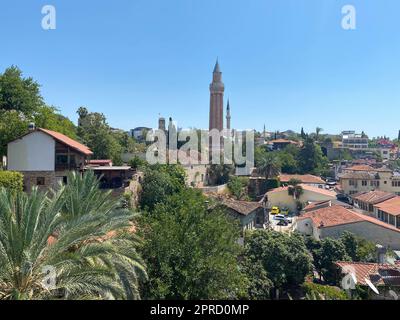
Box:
[370,180,380,187]
[362,180,367,186]
[389,215,396,226]
[36,177,45,186]
[393,181,400,187]
[349,180,357,187]
[56,154,68,165]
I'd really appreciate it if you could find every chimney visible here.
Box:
[28,122,36,132]
[376,244,387,264]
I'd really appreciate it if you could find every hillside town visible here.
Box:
[1,61,400,301]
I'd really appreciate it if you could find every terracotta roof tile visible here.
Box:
[298,205,364,228]
[374,197,400,216]
[268,184,336,198]
[221,198,263,216]
[346,165,376,171]
[280,174,325,184]
[38,128,93,156]
[352,191,396,205]
[336,261,400,287]
[299,205,400,232]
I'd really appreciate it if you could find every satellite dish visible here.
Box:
[365,278,380,295]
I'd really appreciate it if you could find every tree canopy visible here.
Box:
[138,189,247,299]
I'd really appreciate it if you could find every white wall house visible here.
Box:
[266,184,337,214]
[7,128,93,191]
[8,131,55,171]
[295,205,400,250]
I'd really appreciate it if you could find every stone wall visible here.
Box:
[22,171,57,192]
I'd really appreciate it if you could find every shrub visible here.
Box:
[0,171,23,192]
[302,282,348,300]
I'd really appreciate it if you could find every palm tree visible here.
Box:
[287,179,304,200]
[316,127,323,141]
[256,153,281,181]
[0,171,146,300]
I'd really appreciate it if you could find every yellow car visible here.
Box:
[270,206,280,215]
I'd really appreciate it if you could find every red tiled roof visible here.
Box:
[298,205,364,228]
[346,165,375,171]
[221,198,263,216]
[374,197,400,216]
[88,159,112,165]
[352,191,396,205]
[336,261,400,287]
[303,200,352,212]
[38,128,93,156]
[299,205,400,232]
[268,184,336,198]
[280,174,325,184]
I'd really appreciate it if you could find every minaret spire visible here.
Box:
[226,99,231,130]
[209,59,224,132]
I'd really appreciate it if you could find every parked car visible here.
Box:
[270,206,280,215]
[276,220,289,226]
[337,194,351,204]
[280,207,289,215]
[274,215,292,224]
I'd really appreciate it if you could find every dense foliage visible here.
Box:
[244,230,312,296]
[0,172,146,300]
[0,66,77,157]
[227,176,249,200]
[139,164,186,211]
[138,189,247,299]
[302,282,348,300]
[0,171,23,193]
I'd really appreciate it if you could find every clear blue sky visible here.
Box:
[1,0,400,138]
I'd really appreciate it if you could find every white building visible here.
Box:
[7,128,93,191]
[265,184,337,214]
[295,204,400,250]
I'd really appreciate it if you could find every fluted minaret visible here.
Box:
[226,99,231,130]
[209,59,224,132]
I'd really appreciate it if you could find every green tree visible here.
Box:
[76,107,123,164]
[227,176,247,200]
[0,110,28,157]
[0,67,77,157]
[140,164,186,211]
[129,156,148,170]
[339,232,358,261]
[240,258,273,300]
[0,171,23,193]
[277,151,298,174]
[244,230,312,293]
[356,238,377,263]
[0,66,43,115]
[287,179,304,200]
[301,127,306,139]
[316,127,323,141]
[297,137,328,175]
[206,164,234,186]
[256,153,281,181]
[313,238,350,284]
[138,189,247,299]
[0,171,146,300]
